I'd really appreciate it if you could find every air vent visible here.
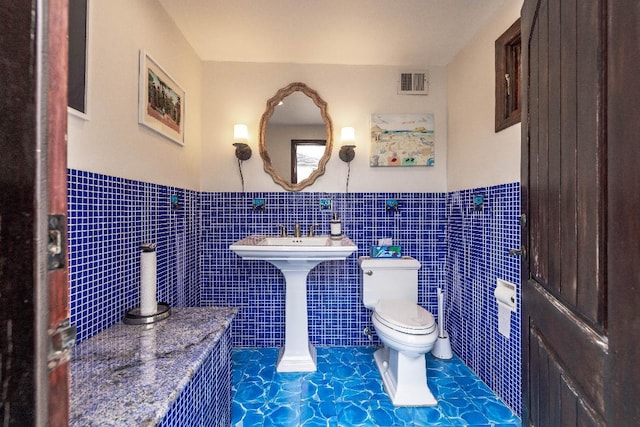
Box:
[398,71,429,95]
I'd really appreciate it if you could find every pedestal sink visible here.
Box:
[230,234,357,372]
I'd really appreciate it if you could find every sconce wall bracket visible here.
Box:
[233,143,252,161]
[339,145,355,163]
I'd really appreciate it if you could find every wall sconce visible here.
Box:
[339,127,356,193]
[232,124,251,191]
[339,127,356,163]
[232,124,252,161]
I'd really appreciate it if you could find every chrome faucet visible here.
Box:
[280,223,314,238]
[307,224,317,237]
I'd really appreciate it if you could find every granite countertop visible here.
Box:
[70,307,237,427]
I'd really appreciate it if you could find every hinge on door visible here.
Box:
[519,213,527,228]
[48,214,65,270]
[48,319,76,370]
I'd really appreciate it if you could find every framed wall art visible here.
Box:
[138,50,186,146]
[68,0,90,118]
[370,113,434,167]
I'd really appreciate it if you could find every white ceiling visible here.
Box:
[158,0,507,67]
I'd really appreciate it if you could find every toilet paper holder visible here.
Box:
[494,279,516,310]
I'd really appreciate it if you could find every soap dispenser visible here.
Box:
[330,213,342,239]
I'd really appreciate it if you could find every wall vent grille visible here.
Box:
[398,71,429,95]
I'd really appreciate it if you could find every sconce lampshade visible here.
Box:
[340,126,355,143]
[233,124,249,143]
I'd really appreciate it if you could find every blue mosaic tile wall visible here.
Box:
[445,183,521,415]
[200,191,447,348]
[159,326,232,427]
[67,169,520,415]
[68,169,201,344]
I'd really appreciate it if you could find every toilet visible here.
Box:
[359,256,439,406]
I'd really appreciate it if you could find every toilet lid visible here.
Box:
[373,299,436,335]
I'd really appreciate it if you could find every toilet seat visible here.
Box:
[373,299,436,335]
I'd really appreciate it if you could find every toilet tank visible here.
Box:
[359,256,421,309]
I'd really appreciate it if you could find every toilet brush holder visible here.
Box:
[431,331,453,360]
[432,286,453,359]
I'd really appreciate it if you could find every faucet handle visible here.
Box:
[277,224,287,237]
[307,224,317,237]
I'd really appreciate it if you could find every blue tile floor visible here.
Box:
[232,346,521,426]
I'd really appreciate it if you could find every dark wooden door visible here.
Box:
[521,0,640,425]
[0,0,70,425]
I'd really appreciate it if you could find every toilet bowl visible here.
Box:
[372,299,438,356]
[359,257,439,406]
[371,299,438,406]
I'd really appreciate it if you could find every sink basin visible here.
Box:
[230,234,357,372]
[263,236,332,246]
[230,235,357,262]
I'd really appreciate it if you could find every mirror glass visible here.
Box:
[259,83,333,191]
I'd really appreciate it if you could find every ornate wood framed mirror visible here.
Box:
[259,82,333,191]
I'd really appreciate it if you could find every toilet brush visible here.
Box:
[431,287,453,359]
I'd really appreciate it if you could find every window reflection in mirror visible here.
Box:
[291,140,326,183]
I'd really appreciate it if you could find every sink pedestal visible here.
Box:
[229,235,358,373]
[272,261,320,372]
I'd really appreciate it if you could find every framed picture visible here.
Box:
[370,113,435,167]
[68,0,90,119]
[138,50,186,146]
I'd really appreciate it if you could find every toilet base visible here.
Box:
[373,346,437,407]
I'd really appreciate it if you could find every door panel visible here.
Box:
[607,1,640,424]
[521,0,608,425]
[574,0,605,324]
[526,281,606,417]
[529,327,604,426]
[525,0,605,327]
[558,0,578,309]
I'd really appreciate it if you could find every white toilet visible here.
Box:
[359,256,439,406]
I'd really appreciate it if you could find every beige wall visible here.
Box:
[201,62,448,193]
[67,0,202,190]
[67,1,522,193]
[446,0,523,191]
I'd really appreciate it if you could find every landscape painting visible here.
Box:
[370,114,434,167]
[138,50,185,146]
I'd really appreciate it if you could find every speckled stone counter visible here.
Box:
[70,307,237,427]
